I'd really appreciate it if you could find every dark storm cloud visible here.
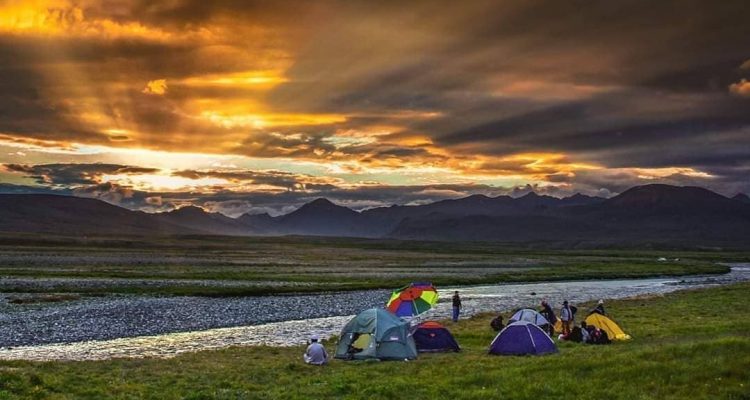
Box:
[2,163,160,186]
[171,168,340,191]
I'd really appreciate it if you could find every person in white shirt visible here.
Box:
[303,335,328,365]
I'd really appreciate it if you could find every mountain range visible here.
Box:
[2,184,750,248]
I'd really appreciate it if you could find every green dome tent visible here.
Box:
[334,308,418,361]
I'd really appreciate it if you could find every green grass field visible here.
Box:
[0,234,744,296]
[1,282,748,399]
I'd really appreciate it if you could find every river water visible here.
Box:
[0,264,747,361]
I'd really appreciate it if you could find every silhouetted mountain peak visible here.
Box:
[170,205,208,216]
[559,193,605,206]
[287,198,358,218]
[607,184,729,208]
[238,212,272,220]
[733,193,750,203]
[299,198,339,210]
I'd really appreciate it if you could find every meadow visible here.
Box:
[0,234,744,296]
[0,282,748,399]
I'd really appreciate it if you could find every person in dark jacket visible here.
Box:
[590,299,607,315]
[567,326,584,343]
[490,314,504,332]
[539,300,557,336]
[597,329,611,345]
[452,291,462,322]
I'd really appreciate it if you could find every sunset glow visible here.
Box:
[1,1,748,215]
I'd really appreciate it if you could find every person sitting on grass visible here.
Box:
[490,314,505,332]
[580,321,591,344]
[597,328,611,345]
[567,325,584,343]
[587,326,611,345]
[304,335,328,365]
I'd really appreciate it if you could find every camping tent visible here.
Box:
[584,313,632,340]
[509,308,550,326]
[412,321,460,353]
[489,321,558,356]
[334,308,418,360]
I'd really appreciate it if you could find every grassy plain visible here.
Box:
[0,234,744,296]
[0,282,748,399]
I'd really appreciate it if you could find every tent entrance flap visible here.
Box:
[334,308,418,361]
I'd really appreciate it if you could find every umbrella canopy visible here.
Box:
[386,282,439,317]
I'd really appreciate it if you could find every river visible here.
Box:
[0,264,747,361]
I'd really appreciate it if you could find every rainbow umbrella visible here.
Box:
[386,282,439,317]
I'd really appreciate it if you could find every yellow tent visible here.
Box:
[584,314,632,340]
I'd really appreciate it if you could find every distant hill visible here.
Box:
[390,184,750,247]
[0,194,187,236]
[2,185,750,247]
[155,206,251,236]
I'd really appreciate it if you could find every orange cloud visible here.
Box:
[142,79,168,95]
[0,1,177,41]
[729,79,750,97]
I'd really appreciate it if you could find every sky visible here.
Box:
[0,0,749,216]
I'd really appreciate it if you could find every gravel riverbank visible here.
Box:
[0,289,389,347]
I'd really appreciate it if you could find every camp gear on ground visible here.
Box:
[334,308,418,361]
[509,309,550,326]
[412,321,460,352]
[489,321,558,356]
[584,313,631,340]
[386,282,439,318]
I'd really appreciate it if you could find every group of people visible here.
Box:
[303,292,614,365]
[490,299,612,345]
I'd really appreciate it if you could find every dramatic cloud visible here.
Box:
[1,0,749,208]
[2,163,159,186]
[142,79,168,95]
[729,79,750,97]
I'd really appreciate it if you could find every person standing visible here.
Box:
[539,300,557,336]
[591,299,606,315]
[490,314,504,332]
[452,291,462,322]
[560,300,574,336]
[303,335,328,365]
